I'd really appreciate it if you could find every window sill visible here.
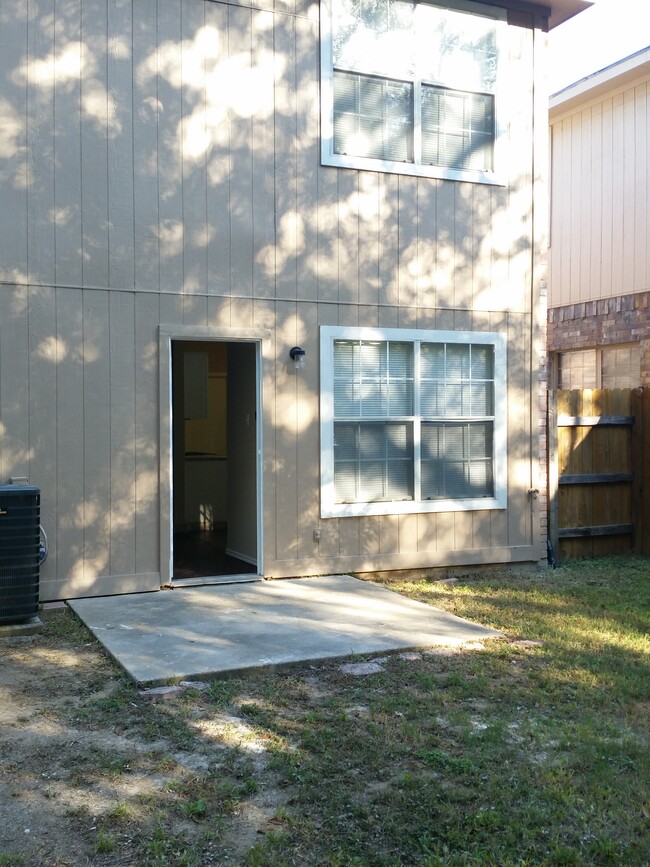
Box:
[321,495,506,519]
[321,149,506,186]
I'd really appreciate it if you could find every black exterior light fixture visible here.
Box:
[289,346,306,370]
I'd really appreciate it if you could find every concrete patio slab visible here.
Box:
[68,574,502,685]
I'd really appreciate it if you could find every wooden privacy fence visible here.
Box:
[548,388,650,562]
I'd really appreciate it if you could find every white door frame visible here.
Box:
[158,324,269,584]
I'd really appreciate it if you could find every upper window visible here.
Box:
[321,0,505,183]
[320,326,507,517]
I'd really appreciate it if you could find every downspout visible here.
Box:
[530,15,551,563]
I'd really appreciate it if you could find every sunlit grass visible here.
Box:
[234,556,649,865]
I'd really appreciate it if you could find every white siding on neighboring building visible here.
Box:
[549,53,650,307]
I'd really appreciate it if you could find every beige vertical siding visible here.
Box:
[53,289,85,586]
[3,288,540,598]
[0,3,27,278]
[0,0,544,599]
[550,75,650,306]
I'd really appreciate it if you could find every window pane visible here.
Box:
[334,461,358,501]
[386,421,408,457]
[388,341,412,377]
[359,423,385,458]
[416,2,498,92]
[445,383,463,415]
[388,343,413,413]
[421,86,494,172]
[420,342,494,418]
[333,380,360,417]
[388,381,413,415]
[332,0,415,79]
[360,340,386,376]
[471,344,493,378]
[360,381,388,416]
[421,460,442,498]
[470,382,493,415]
[359,461,386,500]
[333,341,360,416]
[359,341,387,415]
[445,462,470,498]
[558,349,597,389]
[421,421,493,499]
[334,339,413,418]
[333,421,413,502]
[421,422,442,460]
[334,423,358,460]
[333,71,413,162]
[387,460,412,498]
[468,459,491,492]
[601,344,641,388]
[444,424,465,460]
[421,343,445,378]
[446,344,470,380]
[469,422,490,457]
[420,380,444,416]
[420,343,445,416]
[334,341,360,416]
[334,339,359,377]
[332,0,499,93]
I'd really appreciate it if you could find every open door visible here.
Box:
[170,340,259,582]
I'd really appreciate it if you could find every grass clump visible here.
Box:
[138,824,199,866]
[94,829,116,854]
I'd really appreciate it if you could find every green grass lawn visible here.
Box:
[239,557,650,866]
[5,556,649,866]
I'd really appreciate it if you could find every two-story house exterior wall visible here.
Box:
[0,0,588,601]
[548,47,650,389]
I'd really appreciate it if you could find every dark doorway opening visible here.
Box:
[171,341,258,581]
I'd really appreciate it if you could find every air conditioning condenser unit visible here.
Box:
[0,485,40,623]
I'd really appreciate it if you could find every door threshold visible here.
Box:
[166,575,263,588]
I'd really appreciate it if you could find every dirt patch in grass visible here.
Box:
[0,613,288,866]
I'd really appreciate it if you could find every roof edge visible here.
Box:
[485,0,592,29]
[547,0,593,29]
[550,45,650,115]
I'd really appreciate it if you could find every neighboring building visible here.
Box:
[548,46,650,389]
[0,0,589,601]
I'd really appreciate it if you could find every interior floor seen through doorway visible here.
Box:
[173,528,252,579]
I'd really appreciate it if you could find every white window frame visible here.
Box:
[320,326,507,517]
[320,0,507,185]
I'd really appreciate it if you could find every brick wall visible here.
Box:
[547,290,650,387]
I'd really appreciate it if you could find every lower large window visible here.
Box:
[320,326,507,517]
